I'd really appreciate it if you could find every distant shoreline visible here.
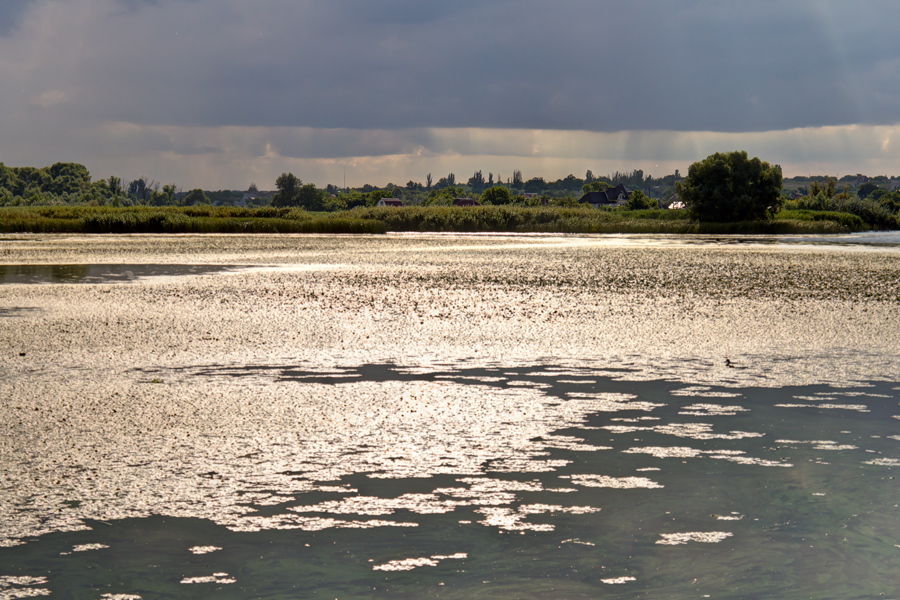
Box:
[0,205,882,236]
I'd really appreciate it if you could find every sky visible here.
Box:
[3,0,900,190]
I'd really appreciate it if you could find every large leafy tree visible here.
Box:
[182,188,210,205]
[480,186,512,205]
[624,190,657,210]
[297,183,325,211]
[676,151,783,221]
[272,172,301,207]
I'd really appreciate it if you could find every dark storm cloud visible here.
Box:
[0,0,34,34]
[8,0,900,136]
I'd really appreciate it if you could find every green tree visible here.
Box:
[149,184,177,206]
[857,181,879,199]
[272,172,301,207]
[467,170,486,192]
[676,151,783,222]
[48,162,91,195]
[424,186,464,206]
[297,183,325,211]
[107,176,123,197]
[182,188,210,205]
[480,186,512,205]
[582,181,609,193]
[523,177,546,193]
[625,190,657,210]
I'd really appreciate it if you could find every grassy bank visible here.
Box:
[0,204,874,235]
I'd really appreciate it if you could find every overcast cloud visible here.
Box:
[3,0,900,188]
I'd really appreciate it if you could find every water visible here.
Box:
[1,233,899,599]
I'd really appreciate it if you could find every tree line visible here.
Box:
[0,162,214,208]
[3,158,899,229]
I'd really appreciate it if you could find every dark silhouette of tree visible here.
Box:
[182,188,209,205]
[273,172,301,207]
[467,170,486,192]
[676,151,783,222]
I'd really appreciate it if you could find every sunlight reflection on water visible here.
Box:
[1,233,899,599]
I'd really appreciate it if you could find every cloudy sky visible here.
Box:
[3,0,900,190]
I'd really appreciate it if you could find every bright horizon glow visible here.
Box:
[20,123,898,190]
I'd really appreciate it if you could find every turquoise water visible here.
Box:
[1,234,898,599]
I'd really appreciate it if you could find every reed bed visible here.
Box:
[0,204,871,235]
[0,206,385,234]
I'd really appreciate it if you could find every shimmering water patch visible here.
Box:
[604,422,763,440]
[71,543,109,552]
[188,545,221,554]
[656,532,733,545]
[775,403,870,412]
[671,386,743,398]
[601,576,637,584]
[714,513,744,521]
[562,474,664,489]
[2,234,900,599]
[372,552,466,571]
[180,572,236,584]
[0,576,50,599]
[477,504,600,532]
[679,403,749,416]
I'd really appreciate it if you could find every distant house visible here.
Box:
[889,178,900,192]
[522,193,538,199]
[376,198,402,207]
[578,184,632,208]
[453,198,479,206]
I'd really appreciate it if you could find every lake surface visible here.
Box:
[1,233,899,599]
